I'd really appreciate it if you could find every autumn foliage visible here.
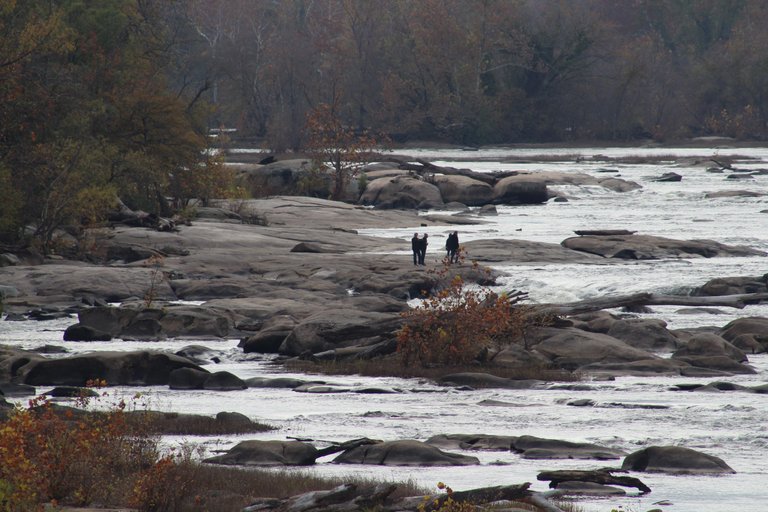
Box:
[397,253,530,367]
[303,103,384,201]
[0,385,158,510]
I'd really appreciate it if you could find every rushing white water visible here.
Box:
[3,145,768,511]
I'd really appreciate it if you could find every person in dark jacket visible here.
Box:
[411,233,420,265]
[418,233,428,265]
[446,231,459,263]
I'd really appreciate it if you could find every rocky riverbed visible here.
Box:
[3,148,768,511]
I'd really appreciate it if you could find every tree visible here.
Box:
[0,1,225,253]
[303,103,382,201]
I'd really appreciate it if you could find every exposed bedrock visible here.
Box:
[0,348,206,386]
[561,233,766,259]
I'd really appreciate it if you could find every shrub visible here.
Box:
[0,384,158,510]
[397,252,531,367]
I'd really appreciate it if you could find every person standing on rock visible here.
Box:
[411,233,420,265]
[446,231,459,263]
[418,233,428,265]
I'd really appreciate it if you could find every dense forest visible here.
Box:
[189,0,768,147]
[1,0,768,250]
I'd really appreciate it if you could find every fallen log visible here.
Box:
[530,292,768,317]
[384,156,516,185]
[288,437,380,459]
[537,468,651,494]
[416,483,568,512]
[439,483,531,505]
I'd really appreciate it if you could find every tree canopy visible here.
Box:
[0,0,223,252]
[183,0,768,147]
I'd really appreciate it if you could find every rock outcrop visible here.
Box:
[622,446,735,474]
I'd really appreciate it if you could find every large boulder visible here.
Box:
[204,440,318,466]
[10,350,206,386]
[239,315,297,354]
[279,310,402,356]
[76,305,234,340]
[333,440,480,466]
[605,318,680,351]
[531,328,660,371]
[432,175,493,206]
[561,234,766,259]
[359,176,444,209]
[597,177,642,192]
[672,333,747,362]
[622,446,735,474]
[492,178,548,205]
[720,317,768,350]
[672,355,755,374]
[694,275,768,296]
[202,371,247,391]
[168,367,211,390]
[63,323,112,342]
[511,435,626,460]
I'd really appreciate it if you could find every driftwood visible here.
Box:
[384,156,516,185]
[531,291,768,317]
[284,437,380,460]
[437,483,531,505]
[537,468,651,494]
[711,158,735,171]
[241,482,569,512]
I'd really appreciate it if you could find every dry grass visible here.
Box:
[146,463,428,512]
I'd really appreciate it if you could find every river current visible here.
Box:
[3,145,768,511]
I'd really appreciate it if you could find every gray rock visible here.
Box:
[240,316,297,354]
[438,373,543,389]
[203,371,247,391]
[279,309,401,356]
[0,253,20,267]
[673,355,755,374]
[175,345,223,365]
[532,328,659,371]
[606,318,679,351]
[562,234,765,259]
[359,176,444,209]
[672,333,746,361]
[333,440,480,466]
[5,350,206,386]
[432,175,493,206]
[512,435,626,460]
[205,440,318,466]
[245,377,321,389]
[622,446,735,474]
[492,179,548,205]
[694,275,768,296]
[168,367,210,390]
[63,323,112,342]
[597,177,641,192]
[426,434,516,451]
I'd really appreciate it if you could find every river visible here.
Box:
[3,144,768,511]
